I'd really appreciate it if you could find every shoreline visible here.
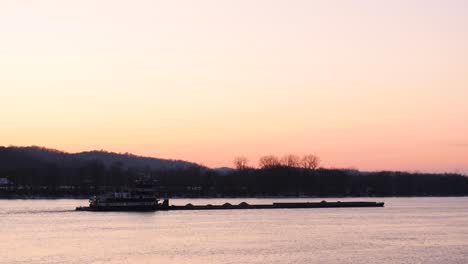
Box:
[1,194,467,200]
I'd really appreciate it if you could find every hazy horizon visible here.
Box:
[2,0,467,173]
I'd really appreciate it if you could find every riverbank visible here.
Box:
[1,193,466,200]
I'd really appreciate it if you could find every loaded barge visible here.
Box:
[161,200,384,211]
[75,181,384,212]
[76,200,384,211]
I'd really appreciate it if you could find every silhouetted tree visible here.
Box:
[233,156,249,170]
[281,154,301,167]
[259,155,281,169]
[301,154,320,170]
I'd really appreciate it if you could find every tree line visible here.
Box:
[234,154,320,170]
[0,151,467,198]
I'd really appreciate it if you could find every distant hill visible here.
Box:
[0,146,200,170]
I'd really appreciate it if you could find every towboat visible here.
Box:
[76,182,162,211]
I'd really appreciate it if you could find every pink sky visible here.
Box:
[1,0,467,173]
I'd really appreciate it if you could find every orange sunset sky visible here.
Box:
[1,0,467,173]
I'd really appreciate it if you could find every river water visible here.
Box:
[1,197,467,264]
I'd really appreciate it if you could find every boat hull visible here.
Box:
[76,205,161,212]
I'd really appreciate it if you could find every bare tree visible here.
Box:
[281,154,301,168]
[301,154,320,170]
[233,156,249,170]
[258,155,281,169]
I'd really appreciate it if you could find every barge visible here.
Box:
[75,180,384,212]
[76,197,384,212]
[159,200,384,211]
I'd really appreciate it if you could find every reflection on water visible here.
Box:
[1,197,467,264]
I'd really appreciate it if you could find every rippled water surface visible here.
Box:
[1,197,467,264]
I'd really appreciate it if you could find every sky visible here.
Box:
[1,0,467,173]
